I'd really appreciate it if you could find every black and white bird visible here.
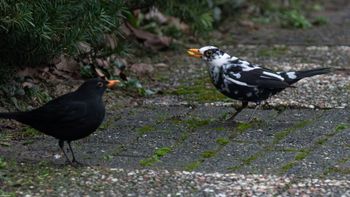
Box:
[187,46,330,120]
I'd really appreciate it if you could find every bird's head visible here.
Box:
[187,46,230,67]
[77,78,120,96]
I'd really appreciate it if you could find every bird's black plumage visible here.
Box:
[0,78,119,163]
[188,46,331,120]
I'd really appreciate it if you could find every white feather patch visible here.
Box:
[262,71,284,81]
[286,72,297,79]
[231,73,241,79]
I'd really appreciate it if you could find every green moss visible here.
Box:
[167,77,228,102]
[139,155,159,167]
[103,154,114,161]
[155,147,172,157]
[140,146,172,167]
[279,147,298,152]
[216,137,230,146]
[99,117,114,130]
[0,190,16,197]
[137,125,155,135]
[184,161,202,171]
[214,127,225,131]
[280,161,296,173]
[20,127,41,138]
[338,158,349,163]
[186,117,211,129]
[236,122,252,133]
[324,167,350,175]
[201,150,216,158]
[273,120,311,144]
[315,137,328,145]
[0,157,7,169]
[227,165,241,171]
[179,132,189,142]
[335,123,349,132]
[273,130,290,144]
[242,153,260,165]
[295,149,310,161]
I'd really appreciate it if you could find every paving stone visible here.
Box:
[287,146,350,178]
[235,109,321,144]
[198,142,264,173]
[240,151,297,175]
[276,109,347,149]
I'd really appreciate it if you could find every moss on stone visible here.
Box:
[201,150,216,158]
[273,119,311,144]
[167,77,228,102]
[295,149,311,161]
[236,122,252,133]
[137,125,155,135]
[280,161,296,173]
[216,137,230,146]
[184,161,202,171]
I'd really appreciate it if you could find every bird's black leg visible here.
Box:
[228,101,248,121]
[58,140,72,163]
[248,102,261,121]
[67,141,82,165]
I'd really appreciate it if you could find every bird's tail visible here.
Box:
[281,67,331,85]
[0,112,19,120]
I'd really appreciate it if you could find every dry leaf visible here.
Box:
[55,55,80,73]
[126,23,172,50]
[22,82,34,89]
[129,63,154,76]
[145,7,168,24]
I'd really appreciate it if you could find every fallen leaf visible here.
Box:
[145,7,168,24]
[76,42,92,53]
[126,23,172,50]
[22,82,34,89]
[55,54,80,73]
[129,63,154,76]
[154,63,169,68]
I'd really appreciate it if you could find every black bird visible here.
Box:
[187,46,330,120]
[0,78,119,163]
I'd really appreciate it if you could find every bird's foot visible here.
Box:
[71,159,85,166]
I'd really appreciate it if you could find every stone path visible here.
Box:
[1,1,350,195]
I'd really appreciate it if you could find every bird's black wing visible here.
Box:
[18,100,88,131]
[223,61,289,89]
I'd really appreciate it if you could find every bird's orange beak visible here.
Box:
[187,48,202,58]
[107,80,119,89]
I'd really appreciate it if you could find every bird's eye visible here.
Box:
[205,50,213,57]
[97,82,104,88]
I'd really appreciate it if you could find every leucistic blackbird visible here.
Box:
[0,78,119,164]
[188,46,330,120]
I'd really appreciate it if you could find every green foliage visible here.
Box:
[155,0,214,33]
[281,10,312,29]
[248,0,317,29]
[0,0,127,67]
[0,157,7,169]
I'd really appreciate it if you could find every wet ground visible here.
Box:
[1,1,350,196]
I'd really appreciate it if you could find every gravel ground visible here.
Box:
[8,167,350,196]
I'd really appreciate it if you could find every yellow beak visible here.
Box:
[107,80,120,89]
[187,48,202,58]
